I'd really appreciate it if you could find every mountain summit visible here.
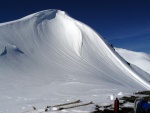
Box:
[0,9,150,113]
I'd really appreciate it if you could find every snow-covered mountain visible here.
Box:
[0,9,150,113]
[116,48,150,75]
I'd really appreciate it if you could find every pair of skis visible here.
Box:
[45,100,93,111]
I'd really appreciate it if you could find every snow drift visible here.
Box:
[0,9,150,113]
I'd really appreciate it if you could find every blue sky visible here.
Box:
[0,0,150,53]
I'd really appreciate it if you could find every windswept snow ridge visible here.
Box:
[0,9,150,113]
[116,48,150,74]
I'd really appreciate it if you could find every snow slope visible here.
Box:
[0,9,150,113]
[116,48,150,74]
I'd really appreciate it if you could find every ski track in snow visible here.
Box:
[0,9,150,113]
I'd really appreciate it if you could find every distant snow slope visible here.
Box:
[0,9,150,113]
[116,48,150,74]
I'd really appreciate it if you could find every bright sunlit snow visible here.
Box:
[0,9,150,113]
[116,48,150,74]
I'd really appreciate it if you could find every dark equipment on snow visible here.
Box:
[114,98,119,113]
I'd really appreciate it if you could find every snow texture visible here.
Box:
[0,9,150,113]
[116,48,150,74]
